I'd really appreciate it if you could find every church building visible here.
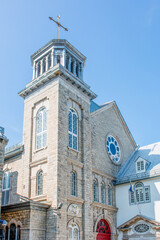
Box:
[2,39,160,240]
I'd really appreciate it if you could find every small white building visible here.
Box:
[116,142,160,240]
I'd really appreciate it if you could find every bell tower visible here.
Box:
[19,39,96,239]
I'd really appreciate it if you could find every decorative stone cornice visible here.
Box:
[92,202,118,212]
[19,64,97,100]
[31,39,86,66]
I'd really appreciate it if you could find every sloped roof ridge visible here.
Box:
[116,147,139,179]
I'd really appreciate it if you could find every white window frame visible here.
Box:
[2,171,10,206]
[68,108,78,151]
[68,223,80,240]
[129,182,151,205]
[36,107,47,150]
[136,159,145,173]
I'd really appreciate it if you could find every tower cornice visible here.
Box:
[18,64,97,100]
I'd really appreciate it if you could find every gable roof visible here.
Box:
[116,142,160,184]
[91,100,137,149]
[118,214,160,230]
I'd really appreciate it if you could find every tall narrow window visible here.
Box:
[101,182,106,204]
[71,60,74,73]
[135,182,144,203]
[93,179,99,202]
[37,170,43,196]
[48,53,51,69]
[2,171,10,206]
[66,55,69,70]
[36,107,47,150]
[10,224,16,240]
[68,223,80,240]
[108,185,113,206]
[37,61,41,77]
[68,109,78,150]
[17,225,21,240]
[42,58,46,73]
[71,171,77,197]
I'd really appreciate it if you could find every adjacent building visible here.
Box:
[2,39,160,240]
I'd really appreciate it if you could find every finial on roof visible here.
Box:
[49,16,68,39]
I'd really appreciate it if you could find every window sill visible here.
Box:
[31,194,47,202]
[67,146,79,153]
[34,146,47,154]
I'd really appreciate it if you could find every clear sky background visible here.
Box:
[1,0,160,147]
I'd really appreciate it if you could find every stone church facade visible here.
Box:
[2,39,160,240]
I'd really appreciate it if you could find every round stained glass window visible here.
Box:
[106,135,121,164]
[134,224,149,233]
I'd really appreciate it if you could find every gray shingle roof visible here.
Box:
[116,142,160,184]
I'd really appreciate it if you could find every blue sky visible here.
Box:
[1,0,160,147]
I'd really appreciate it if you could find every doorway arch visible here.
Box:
[96,219,111,240]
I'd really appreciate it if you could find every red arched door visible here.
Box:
[96,219,111,240]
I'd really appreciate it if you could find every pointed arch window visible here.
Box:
[101,182,106,204]
[36,107,47,150]
[68,109,78,150]
[71,171,77,197]
[37,170,43,196]
[68,223,80,240]
[108,185,113,206]
[93,179,99,202]
[2,171,10,206]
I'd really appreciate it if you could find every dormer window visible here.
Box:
[136,158,145,173]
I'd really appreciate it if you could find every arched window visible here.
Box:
[10,223,16,240]
[101,182,106,204]
[68,223,80,240]
[17,225,21,240]
[2,171,10,206]
[129,182,150,204]
[108,185,113,206]
[71,171,77,197]
[68,109,78,150]
[36,107,47,150]
[37,170,43,196]
[93,179,99,202]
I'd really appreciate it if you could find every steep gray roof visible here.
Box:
[116,142,160,184]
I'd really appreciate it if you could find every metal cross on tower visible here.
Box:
[49,16,68,39]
